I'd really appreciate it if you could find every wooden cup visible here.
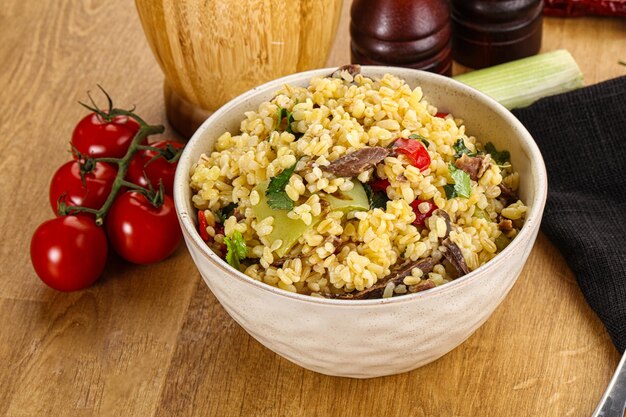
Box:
[135,0,344,138]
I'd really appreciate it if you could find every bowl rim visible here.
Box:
[174,65,548,307]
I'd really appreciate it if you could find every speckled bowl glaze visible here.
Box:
[173,66,547,378]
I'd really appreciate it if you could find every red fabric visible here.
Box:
[544,0,626,17]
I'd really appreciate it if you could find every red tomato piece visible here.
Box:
[410,199,438,227]
[49,160,117,215]
[71,112,141,159]
[435,112,449,118]
[198,210,210,241]
[393,138,431,171]
[106,192,182,264]
[126,140,183,196]
[30,216,108,292]
[370,179,390,193]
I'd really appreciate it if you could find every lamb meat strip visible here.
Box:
[498,183,518,205]
[441,238,470,276]
[331,256,437,300]
[408,280,436,293]
[330,64,361,79]
[454,154,491,181]
[322,147,391,178]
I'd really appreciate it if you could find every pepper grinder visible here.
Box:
[350,0,452,76]
[451,0,544,69]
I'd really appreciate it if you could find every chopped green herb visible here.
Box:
[267,163,297,194]
[286,111,295,134]
[408,134,430,148]
[444,184,457,199]
[224,231,247,270]
[446,164,471,199]
[267,192,294,211]
[453,138,476,158]
[274,106,302,139]
[266,162,298,210]
[371,191,390,210]
[274,107,288,131]
[215,202,237,223]
[363,182,389,210]
[484,142,510,165]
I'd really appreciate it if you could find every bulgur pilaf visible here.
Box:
[190,66,526,299]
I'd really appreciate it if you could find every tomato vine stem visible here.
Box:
[62,95,169,226]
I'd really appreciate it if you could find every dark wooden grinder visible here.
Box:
[350,0,452,75]
[450,0,544,68]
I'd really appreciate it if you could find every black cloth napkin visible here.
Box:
[512,76,626,353]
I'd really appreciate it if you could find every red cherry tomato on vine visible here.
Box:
[410,199,438,227]
[106,192,182,264]
[71,112,141,159]
[30,216,108,292]
[126,140,183,196]
[393,137,431,171]
[49,160,117,215]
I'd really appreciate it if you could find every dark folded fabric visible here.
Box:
[512,76,626,353]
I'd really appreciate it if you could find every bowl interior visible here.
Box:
[174,66,547,303]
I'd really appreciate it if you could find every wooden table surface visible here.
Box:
[1,1,625,416]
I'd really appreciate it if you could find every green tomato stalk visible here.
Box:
[57,87,179,226]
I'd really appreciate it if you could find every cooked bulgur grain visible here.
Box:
[190,68,526,299]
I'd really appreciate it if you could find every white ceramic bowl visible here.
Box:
[173,66,547,378]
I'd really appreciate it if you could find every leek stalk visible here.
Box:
[453,49,584,110]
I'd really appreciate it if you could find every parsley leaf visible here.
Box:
[444,184,457,199]
[453,138,476,158]
[274,106,302,139]
[215,202,237,224]
[286,111,295,134]
[363,182,389,210]
[484,142,510,165]
[266,163,297,194]
[274,107,288,131]
[409,134,430,148]
[447,164,471,198]
[371,191,390,210]
[266,162,298,210]
[267,192,294,210]
[224,231,247,270]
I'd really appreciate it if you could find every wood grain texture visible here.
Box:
[135,0,343,137]
[0,1,624,416]
[135,0,343,111]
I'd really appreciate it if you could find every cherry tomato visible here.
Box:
[30,216,108,292]
[106,192,181,264]
[393,138,431,171]
[126,140,183,196]
[410,199,438,227]
[71,112,141,159]
[49,160,117,215]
